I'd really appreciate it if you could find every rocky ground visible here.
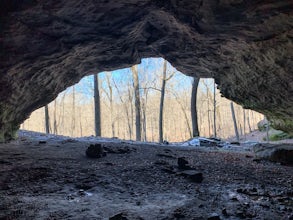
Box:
[0,131,292,220]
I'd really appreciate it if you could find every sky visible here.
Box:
[58,57,216,104]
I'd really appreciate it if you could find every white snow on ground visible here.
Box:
[19,130,70,141]
[18,130,262,153]
[18,130,164,147]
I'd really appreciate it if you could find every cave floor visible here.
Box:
[0,133,292,219]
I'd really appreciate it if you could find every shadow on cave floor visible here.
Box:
[0,131,292,219]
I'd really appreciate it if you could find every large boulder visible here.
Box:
[253,144,293,165]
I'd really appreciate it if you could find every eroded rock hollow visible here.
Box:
[0,0,292,141]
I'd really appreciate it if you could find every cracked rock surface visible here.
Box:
[0,0,292,140]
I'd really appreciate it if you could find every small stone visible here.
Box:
[109,213,128,220]
[237,188,244,193]
[109,212,143,220]
[67,194,74,200]
[173,208,185,218]
[163,140,169,145]
[161,166,176,174]
[236,211,245,218]
[231,197,238,201]
[179,170,203,183]
[78,189,86,196]
[279,205,286,211]
[86,144,106,158]
[222,208,228,216]
[178,157,189,169]
[154,160,169,165]
[207,213,221,220]
[157,153,175,158]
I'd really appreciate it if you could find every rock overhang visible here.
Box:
[0,0,292,141]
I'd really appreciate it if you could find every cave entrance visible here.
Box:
[21,58,263,142]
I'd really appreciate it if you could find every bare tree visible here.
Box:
[202,80,212,136]
[243,108,246,140]
[127,85,134,139]
[230,102,239,142]
[131,65,141,141]
[53,100,58,134]
[102,73,115,137]
[23,60,266,142]
[158,60,175,142]
[173,92,192,138]
[213,79,217,137]
[141,100,147,141]
[79,107,83,136]
[58,91,67,133]
[159,60,167,142]
[71,86,75,136]
[45,105,50,134]
[94,73,101,136]
[113,78,132,139]
[247,110,252,133]
[191,77,200,137]
[265,116,270,143]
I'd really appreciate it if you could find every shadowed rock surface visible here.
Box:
[0,0,292,141]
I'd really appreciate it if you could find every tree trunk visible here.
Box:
[53,100,58,134]
[174,94,192,139]
[71,86,75,136]
[230,102,239,142]
[243,108,246,140]
[128,86,134,139]
[94,74,101,136]
[213,80,217,137]
[113,79,132,140]
[105,73,115,137]
[265,116,270,142]
[247,110,252,133]
[45,105,50,134]
[79,107,83,137]
[202,80,212,137]
[142,100,147,141]
[60,92,66,134]
[131,65,141,141]
[191,77,200,137]
[159,60,167,142]
[151,116,154,142]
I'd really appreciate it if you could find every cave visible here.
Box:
[0,1,292,142]
[1,1,293,218]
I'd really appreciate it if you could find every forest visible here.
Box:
[21,58,263,142]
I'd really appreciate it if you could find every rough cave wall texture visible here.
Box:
[0,0,292,141]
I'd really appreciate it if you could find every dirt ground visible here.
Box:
[0,132,292,220]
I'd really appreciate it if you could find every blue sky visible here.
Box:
[60,57,215,103]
